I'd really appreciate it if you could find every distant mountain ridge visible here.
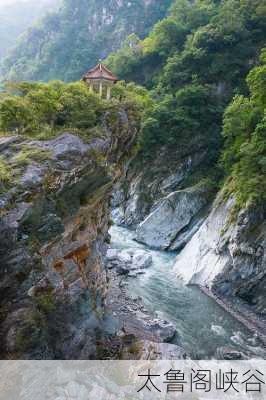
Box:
[1,0,173,82]
[0,0,58,61]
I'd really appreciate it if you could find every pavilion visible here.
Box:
[82,63,118,100]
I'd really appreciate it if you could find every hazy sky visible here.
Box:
[0,0,31,5]
[0,0,22,4]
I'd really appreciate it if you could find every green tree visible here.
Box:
[0,96,36,134]
[221,49,266,205]
[0,81,103,135]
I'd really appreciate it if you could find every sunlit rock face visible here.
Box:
[174,195,266,316]
[135,185,211,250]
[174,197,235,286]
[112,146,209,228]
[112,143,214,253]
[0,109,138,359]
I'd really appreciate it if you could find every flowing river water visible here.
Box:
[109,225,265,359]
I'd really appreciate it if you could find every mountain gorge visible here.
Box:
[108,0,266,327]
[0,0,265,359]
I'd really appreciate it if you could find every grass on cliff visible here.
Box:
[11,145,52,167]
[0,157,12,191]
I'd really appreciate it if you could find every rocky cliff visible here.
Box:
[113,157,265,323]
[0,107,138,359]
[174,195,266,317]
[112,143,215,250]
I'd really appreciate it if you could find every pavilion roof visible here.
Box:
[82,63,118,82]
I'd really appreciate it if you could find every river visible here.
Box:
[109,225,265,359]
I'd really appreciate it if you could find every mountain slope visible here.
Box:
[0,0,58,61]
[1,0,173,82]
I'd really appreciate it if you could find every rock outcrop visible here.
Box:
[111,142,217,252]
[112,147,209,229]
[106,248,152,276]
[135,184,211,250]
[0,108,138,359]
[174,195,266,316]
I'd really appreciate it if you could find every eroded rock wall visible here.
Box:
[174,195,266,316]
[0,108,138,359]
[112,144,215,250]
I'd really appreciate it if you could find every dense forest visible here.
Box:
[0,79,148,136]
[106,0,266,207]
[222,50,266,206]
[1,0,172,82]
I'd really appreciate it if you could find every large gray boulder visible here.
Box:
[138,340,186,360]
[106,248,152,275]
[33,133,90,160]
[135,185,210,250]
[111,147,209,228]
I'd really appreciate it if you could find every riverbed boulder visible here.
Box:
[216,346,248,360]
[146,318,177,342]
[106,248,152,275]
[136,340,187,360]
[132,250,153,269]
[135,185,211,250]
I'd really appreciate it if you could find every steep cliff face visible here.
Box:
[0,108,138,359]
[113,153,265,320]
[112,143,215,250]
[1,0,172,82]
[174,195,266,316]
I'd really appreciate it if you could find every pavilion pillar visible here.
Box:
[107,85,111,100]
[89,82,93,93]
[99,80,103,98]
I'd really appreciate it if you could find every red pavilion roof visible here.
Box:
[82,63,118,82]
